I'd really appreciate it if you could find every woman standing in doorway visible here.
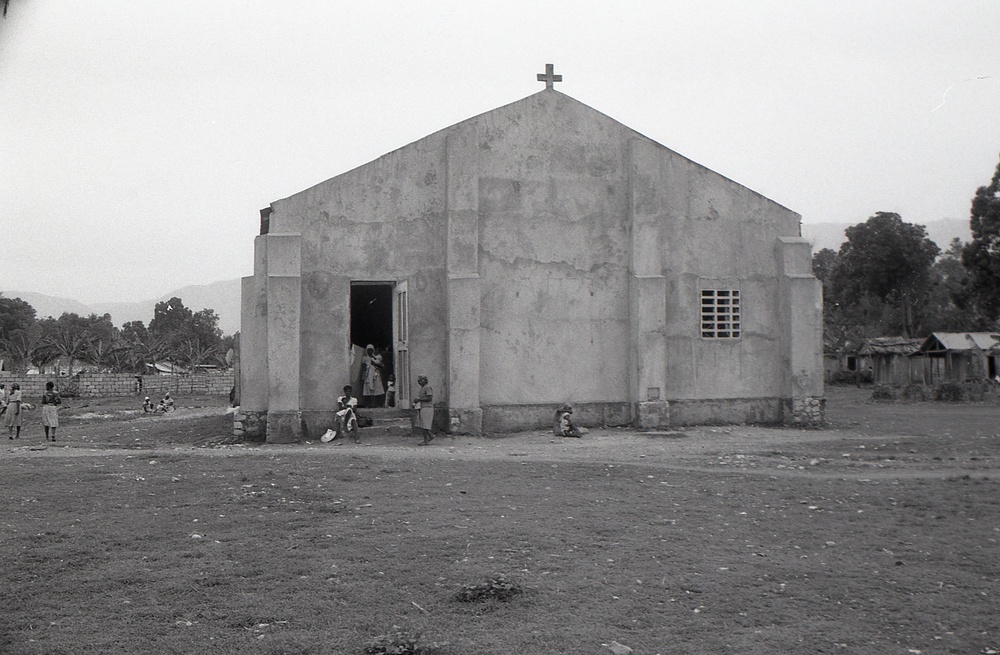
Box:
[361,344,385,407]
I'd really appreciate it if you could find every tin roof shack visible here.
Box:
[859,337,923,386]
[911,332,1000,384]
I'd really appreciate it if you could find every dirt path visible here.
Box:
[7,398,1000,481]
[5,387,998,482]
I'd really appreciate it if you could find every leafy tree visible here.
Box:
[190,308,223,348]
[961,154,1000,324]
[829,212,940,337]
[811,248,838,294]
[149,298,224,366]
[922,238,986,332]
[149,297,194,344]
[0,294,36,338]
[120,320,149,345]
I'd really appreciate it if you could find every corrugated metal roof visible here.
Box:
[916,332,1000,353]
[859,337,923,355]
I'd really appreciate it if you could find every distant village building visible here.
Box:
[859,337,923,386]
[240,67,824,442]
[910,332,1000,384]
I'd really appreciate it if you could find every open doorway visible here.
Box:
[350,282,395,407]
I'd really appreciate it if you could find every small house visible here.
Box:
[858,337,922,386]
[910,332,1000,384]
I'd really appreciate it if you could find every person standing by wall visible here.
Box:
[41,381,61,442]
[414,375,434,445]
[5,382,22,439]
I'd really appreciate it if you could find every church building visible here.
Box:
[240,66,824,443]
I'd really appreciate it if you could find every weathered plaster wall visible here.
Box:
[475,93,632,406]
[242,88,823,436]
[270,135,451,412]
[655,147,804,402]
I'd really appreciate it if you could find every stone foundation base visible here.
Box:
[785,396,825,427]
[266,411,302,443]
[448,408,483,435]
[667,397,783,426]
[239,396,827,439]
[636,401,670,429]
[234,409,267,440]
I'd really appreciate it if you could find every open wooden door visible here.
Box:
[394,280,410,409]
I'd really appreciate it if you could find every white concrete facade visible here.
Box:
[240,89,824,442]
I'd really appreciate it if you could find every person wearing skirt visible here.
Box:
[414,375,434,445]
[5,382,22,439]
[41,381,61,442]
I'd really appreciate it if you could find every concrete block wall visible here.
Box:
[0,371,234,399]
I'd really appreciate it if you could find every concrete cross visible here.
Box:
[537,63,562,89]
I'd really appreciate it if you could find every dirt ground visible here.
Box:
[6,386,999,481]
[1,386,998,654]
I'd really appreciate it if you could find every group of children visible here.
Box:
[1,381,62,442]
[142,393,175,414]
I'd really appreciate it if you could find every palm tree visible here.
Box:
[0,327,50,373]
[41,324,93,376]
[175,338,219,371]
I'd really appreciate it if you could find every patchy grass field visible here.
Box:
[0,388,998,654]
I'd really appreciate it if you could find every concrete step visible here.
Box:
[355,407,411,418]
[355,412,414,438]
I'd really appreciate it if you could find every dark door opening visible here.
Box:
[350,282,395,405]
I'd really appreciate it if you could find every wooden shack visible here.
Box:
[910,332,1000,384]
[859,337,923,386]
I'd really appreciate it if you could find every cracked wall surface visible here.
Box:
[241,88,824,437]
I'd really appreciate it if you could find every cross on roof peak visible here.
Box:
[537,63,562,90]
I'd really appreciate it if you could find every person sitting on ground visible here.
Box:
[155,398,168,413]
[336,385,360,443]
[554,403,586,438]
[163,393,175,411]
[142,396,153,413]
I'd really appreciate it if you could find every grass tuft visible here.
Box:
[455,574,523,603]
[364,627,447,655]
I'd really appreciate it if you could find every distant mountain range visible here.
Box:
[4,279,242,336]
[801,218,970,254]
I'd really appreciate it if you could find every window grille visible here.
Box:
[700,289,741,339]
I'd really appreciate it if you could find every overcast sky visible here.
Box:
[1,1,998,303]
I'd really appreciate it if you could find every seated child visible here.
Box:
[554,403,586,438]
[142,397,153,413]
[336,385,360,443]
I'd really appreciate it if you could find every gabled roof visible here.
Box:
[859,337,922,356]
[913,332,1000,354]
[283,89,795,215]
